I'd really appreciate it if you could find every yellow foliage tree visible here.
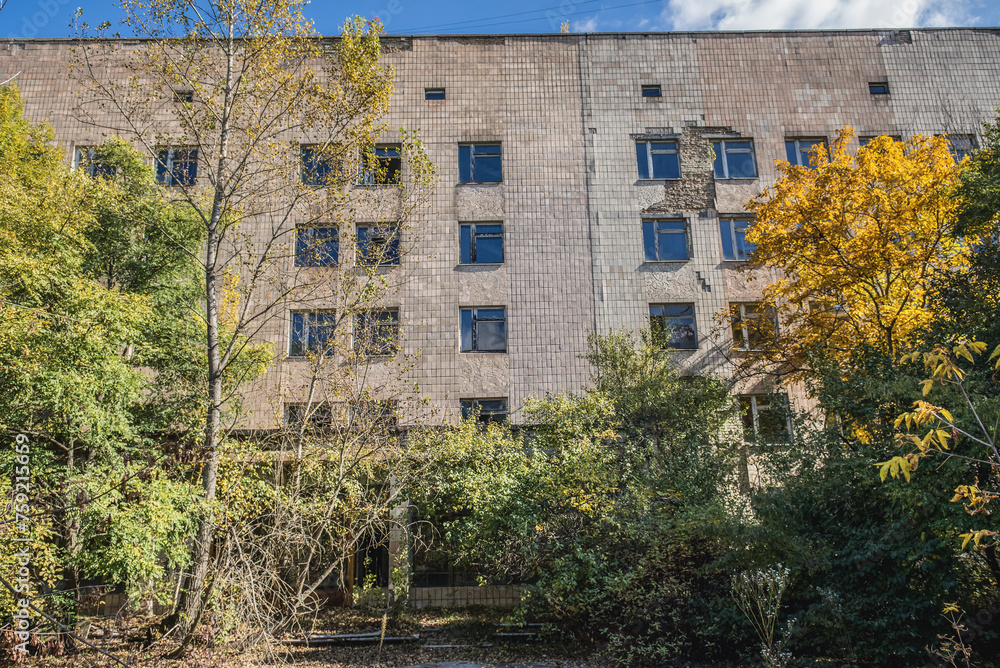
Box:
[739,127,975,379]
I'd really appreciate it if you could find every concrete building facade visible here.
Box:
[4,28,1000,427]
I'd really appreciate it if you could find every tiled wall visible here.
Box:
[5,28,999,424]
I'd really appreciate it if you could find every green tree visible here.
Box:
[74,0,435,639]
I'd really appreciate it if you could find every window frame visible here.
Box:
[730,302,778,351]
[300,144,340,187]
[285,403,333,432]
[354,309,400,357]
[458,143,502,184]
[460,222,505,265]
[642,218,689,262]
[460,398,508,424]
[711,139,758,179]
[424,87,446,100]
[460,307,507,353]
[635,139,681,180]
[358,144,402,186]
[289,310,337,357]
[784,137,828,168]
[356,224,401,267]
[739,394,792,443]
[156,146,198,186]
[719,217,754,262]
[294,225,339,267]
[946,134,979,162]
[649,303,698,350]
[868,82,890,95]
[641,84,662,97]
[73,147,115,179]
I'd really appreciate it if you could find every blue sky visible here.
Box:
[3,0,998,39]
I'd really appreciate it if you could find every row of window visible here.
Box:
[289,300,774,359]
[295,217,750,268]
[286,393,787,441]
[76,133,979,185]
[640,81,890,98]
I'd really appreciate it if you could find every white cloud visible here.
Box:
[574,15,600,32]
[663,0,977,31]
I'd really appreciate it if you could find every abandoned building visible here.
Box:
[4,27,1000,606]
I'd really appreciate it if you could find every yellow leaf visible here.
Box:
[936,429,951,450]
[960,532,973,550]
[955,344,973,363]
[921,379,934,396]
[939,408,953,423]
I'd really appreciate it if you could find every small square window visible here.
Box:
[649,304,697,350]
[359,145,401,186]
[785,138,828,168]
[354,309,400,357]
[636,140,680,180]
[868,82,890,95]
[460,307,507,352]
[156,147,198,186]
[739,394,790,442]
[461,398,508,424]
[946,135,978,162]
[712,139,758,179]
[356,225,400,266]
[289,311,336,357]
[425,88,446,100]
[74,147,116,179]
[720,218,754,261]
[460,223,504,264]
[301,144,340,187]
[730,303,778,351]
[458,143,502,183]
[641,84,662,97]
[295,226,339,267]
[172,89,194,103]
[642,219,689,262]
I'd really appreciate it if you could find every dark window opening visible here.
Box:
[295,226,339,266]
[868,82,889,95]
[641,84,662,97]
[947,135,978,162]
[172,89,194,103]
[739,394,791,442]
[354,309,400,356]
[285,403,333,432]
[75,147,116,179]
[730,303,777,351]
[460,223,504,264]
[356,225,400,266]
[425,87,446,100]
[642,219,688,261]
[301,145,339,187]
[359,145,401,185]
[156,147,198,186]
[636,140,680,180]
[649,304,697,350]
[460,307,506,352]
[461,398,508,424]
[458,143,502,183]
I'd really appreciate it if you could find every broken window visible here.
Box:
[460,307,507,352]
[649,304,697,350]
[636,139,680,180]
[730,302,778,351]
[739,394,791,442]
[358,145,401,186]
[460,223,504,264]
[458,143,502,183]
[156,147,198,186]
[356,225,400,266]
[295,226,339,267]
[461,398,508,424]
[712,139,758,179]
[354,309,400,356]
[289,311,336,357]
[642,219,688,262]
